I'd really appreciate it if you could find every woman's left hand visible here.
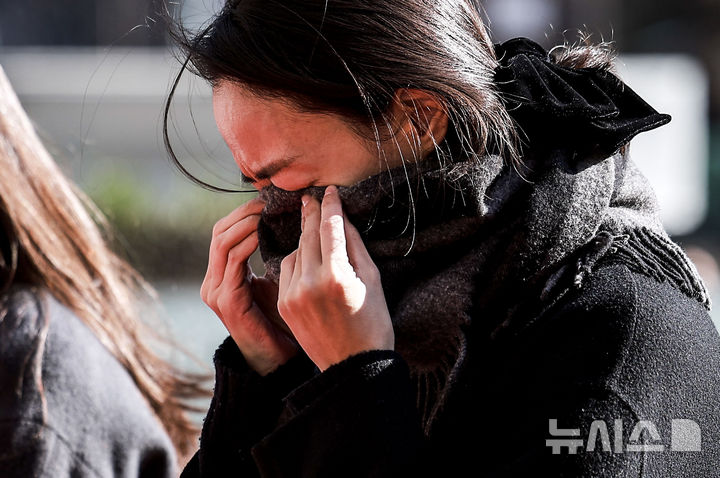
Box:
[277,185,394,371]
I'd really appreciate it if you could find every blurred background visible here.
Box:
[1,0,719,414]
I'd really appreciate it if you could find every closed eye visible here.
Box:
[240,171,256,184]
[240,155,300,185]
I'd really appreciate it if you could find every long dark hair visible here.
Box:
[164,0,527,192]
[164,1,617,192]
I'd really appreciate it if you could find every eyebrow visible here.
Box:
[242,155,299,183]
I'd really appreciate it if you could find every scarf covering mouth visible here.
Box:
[256,37,711,435]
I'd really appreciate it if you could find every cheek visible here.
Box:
[319,136,385,185]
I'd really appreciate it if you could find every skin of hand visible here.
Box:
[201,197,299,376]
[277,185,395,372]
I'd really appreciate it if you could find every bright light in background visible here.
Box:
[484,0,712,236]
[0,48,239,384]
[484,0,561,40]
[180,0,225,30]
[617,55,710,236]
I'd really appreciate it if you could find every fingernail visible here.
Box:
[325,185,337,196]
[301,195,310,207]
[300,198,306,230]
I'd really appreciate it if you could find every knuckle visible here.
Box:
[278,292,302,318]
[329,258,350,274]
[203,290,218,310]
[366,270,382,287]
[321,214,344,233]
[228,246,245,263]
[366,262,381,280]
[305,197,319,212]
[216,291,234,313]
[298,274,319,294]
[280,252,296,269]
[277,299,290,318]
[211,233,226,253]
[319,270,344,294]
[287,283,309,305]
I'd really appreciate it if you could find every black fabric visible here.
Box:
[253,350,427,477]
[184,337,318,478]
[0,220,17,292]
[253,37,704,438]
[493,37,671,159]
[184,260,720,477]
[182,37,718,477]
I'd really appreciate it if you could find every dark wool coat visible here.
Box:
[0,287,177,477]
[181,246,720,477]
[181,37,720,477]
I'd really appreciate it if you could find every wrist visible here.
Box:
[317,342,395,372]
[248,346,300,376]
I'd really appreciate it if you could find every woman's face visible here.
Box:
[213,80,406,191]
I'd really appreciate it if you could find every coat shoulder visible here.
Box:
[506,257,720,394]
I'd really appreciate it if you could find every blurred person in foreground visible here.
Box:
[165,1,720,476]
[0,66,207,476]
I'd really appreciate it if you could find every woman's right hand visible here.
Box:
[201,197,299,376]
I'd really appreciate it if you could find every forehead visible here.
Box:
[211,80,379,187]
[212,80,362,151]
[211,81,329,182]
[213,82,300,153]
[213,82,295,134]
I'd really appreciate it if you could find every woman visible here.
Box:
[166,1,720,476]
[0,67,206,476]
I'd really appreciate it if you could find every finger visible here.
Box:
[299,194,322,268]
[221,230,259,287]
[320,185,350,271]
[301,196,306,233]
[343,210,373,268]
[207,214,261,289]
[212,197,265,236]
[293,237,303,287]
[208,214,261,280]
[278,250,297,300]
[252,276,294,337]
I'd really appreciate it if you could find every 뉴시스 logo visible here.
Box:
[546,418,702,454]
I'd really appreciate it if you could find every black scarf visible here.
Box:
[256,38,711,433]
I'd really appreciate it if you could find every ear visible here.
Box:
[387,88,449,160]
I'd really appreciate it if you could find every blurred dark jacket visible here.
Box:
[0,286,177,477]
